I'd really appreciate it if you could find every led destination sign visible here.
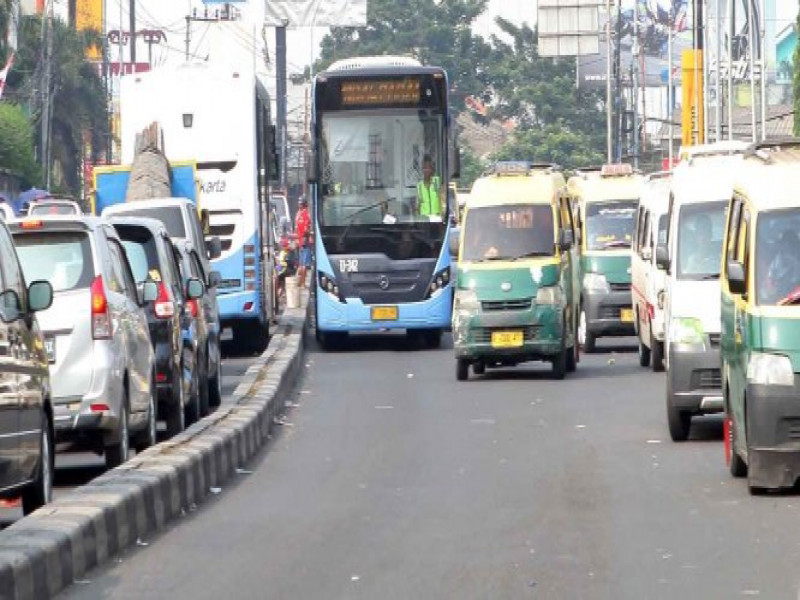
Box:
[340,79,422,106]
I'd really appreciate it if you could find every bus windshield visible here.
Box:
[317,110,447,259]
[584,200,637,251]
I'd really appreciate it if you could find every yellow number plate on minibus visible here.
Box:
[371,306,398,321]
[491,331,524,348]
[620,308,634,323]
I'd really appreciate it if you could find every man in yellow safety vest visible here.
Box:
[416,155,444,217]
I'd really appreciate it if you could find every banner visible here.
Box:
[681,49,704,146]
[75,0,103,60]
[264,0,367,27]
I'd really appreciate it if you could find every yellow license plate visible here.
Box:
[491,331,524,348]
[371,306,398,321]
[620,308,634,323]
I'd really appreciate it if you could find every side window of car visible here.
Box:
[162,239,184,302]
[105,237,129,296]
[725,198,742,267]
[0,226,24,301]
[189,210,206,253]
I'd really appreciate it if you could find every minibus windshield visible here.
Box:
[584,200,637,250]
[461,204,555,262]
[756,209,800,306]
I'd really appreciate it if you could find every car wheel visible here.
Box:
[22,412,53,515]
[579,308,596,353]
[638,333,651,367]
[198,353,210,418]
[472,361,485,376]
[185,366,201,426]
[166,368,185,438]
[456,358,469,381]
[105,393,130,469]
[208,349,222,408]
[552,339,567,380]
[135,384,157,453]
[666,377,690,442]
[651,332,665,372]
[729,414,748,478]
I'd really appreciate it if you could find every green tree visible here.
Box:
[794,1,800,136]
[457,145,485,188]
[4,14,107,195]
[0,102,41,188]
[316,0,493,106]
[488,19,606,168]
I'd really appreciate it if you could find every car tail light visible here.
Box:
[20,219,43,229]
[90,403,110,413]
[187,298,199,318]
[90,275,111,339]
[156,372,168,383]
[154,282,175,319]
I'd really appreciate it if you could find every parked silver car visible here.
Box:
[10,217,158,469]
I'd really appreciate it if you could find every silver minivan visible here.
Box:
[10,217,158,468]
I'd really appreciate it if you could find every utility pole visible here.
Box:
[614,0,622,161]
[129,0,136,63]
[276,23,288,190]
[605,0,612,163]
[185,16,191,61]
[632,0,639,168]
[715,0,722,141]
[747,0,756,141]
[668,16,674,168]
[41,0,54,188]
[727,0,734,140]
[759,0,766,141]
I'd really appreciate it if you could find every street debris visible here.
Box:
[210,487,222,495]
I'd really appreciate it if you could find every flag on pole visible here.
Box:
[0,53,16,101]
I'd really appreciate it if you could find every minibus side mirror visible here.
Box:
[559,229,573,251]
[655,243,670,271]
[727,260,746,295]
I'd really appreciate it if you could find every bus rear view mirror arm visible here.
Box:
[449,231,460,258]
[727,260,746,295]
[559,229,573,251]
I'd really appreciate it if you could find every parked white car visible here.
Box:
[10,216,158,468]
[632,171,671,371]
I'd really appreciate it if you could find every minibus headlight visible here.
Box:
[583,273,610,294]
[454,289,479,312]
[670,317,705,346]
[536,285,562,305]
[747,353,794,387]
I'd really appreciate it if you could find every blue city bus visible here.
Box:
[309,57,455,348]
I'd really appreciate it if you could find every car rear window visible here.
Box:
[117,228,160,283]
[29,203,78,215]
[13,232,94,292]
[116,207,186,238]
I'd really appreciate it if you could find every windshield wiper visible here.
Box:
[603,240,630,249]
[337,201,387,247]
[698,273,720,281]
[511,251,552,260]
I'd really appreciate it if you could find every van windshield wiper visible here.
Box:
[603,240,631,249]
[511,251,553,260]
[698,273,720,281]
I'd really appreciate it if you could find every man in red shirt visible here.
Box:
[295,198,312,288]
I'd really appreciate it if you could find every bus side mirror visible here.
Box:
[727,261,746,295]
[559,229,573,251]
[656,243,670,270]
[449,230,460,258]
[306,148,318,184]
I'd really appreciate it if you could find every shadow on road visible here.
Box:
[54,463,107,488]
[688,414,724,442]
[308,331,455,354]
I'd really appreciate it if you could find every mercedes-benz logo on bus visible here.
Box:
[378,274,390,290]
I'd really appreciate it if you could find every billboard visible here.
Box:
[577,0,692,88]
[264,0,367,27]
[75,0,103,60]
[538,0,602,58]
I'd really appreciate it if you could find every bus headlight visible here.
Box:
[318,272,343,302]
[747,353,795,387]
[536,285,562,305]
[583,273,610,294]
[428,267,451,299]
[670,317,705,347]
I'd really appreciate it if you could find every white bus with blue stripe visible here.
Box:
[309,57,455,348]
[121,63,278,353]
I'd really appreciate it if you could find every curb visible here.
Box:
[0,299,308,600]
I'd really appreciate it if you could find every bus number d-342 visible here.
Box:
[339,259,359,273]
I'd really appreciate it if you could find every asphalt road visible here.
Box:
[0,349,257,527]
[58,334,800,599]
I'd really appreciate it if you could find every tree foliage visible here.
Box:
[1,12,107,194]
[0,102,40,188]
[457,145,486,188]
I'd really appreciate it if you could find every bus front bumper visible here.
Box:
[746,381,800,489]
[316,286,453,332]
